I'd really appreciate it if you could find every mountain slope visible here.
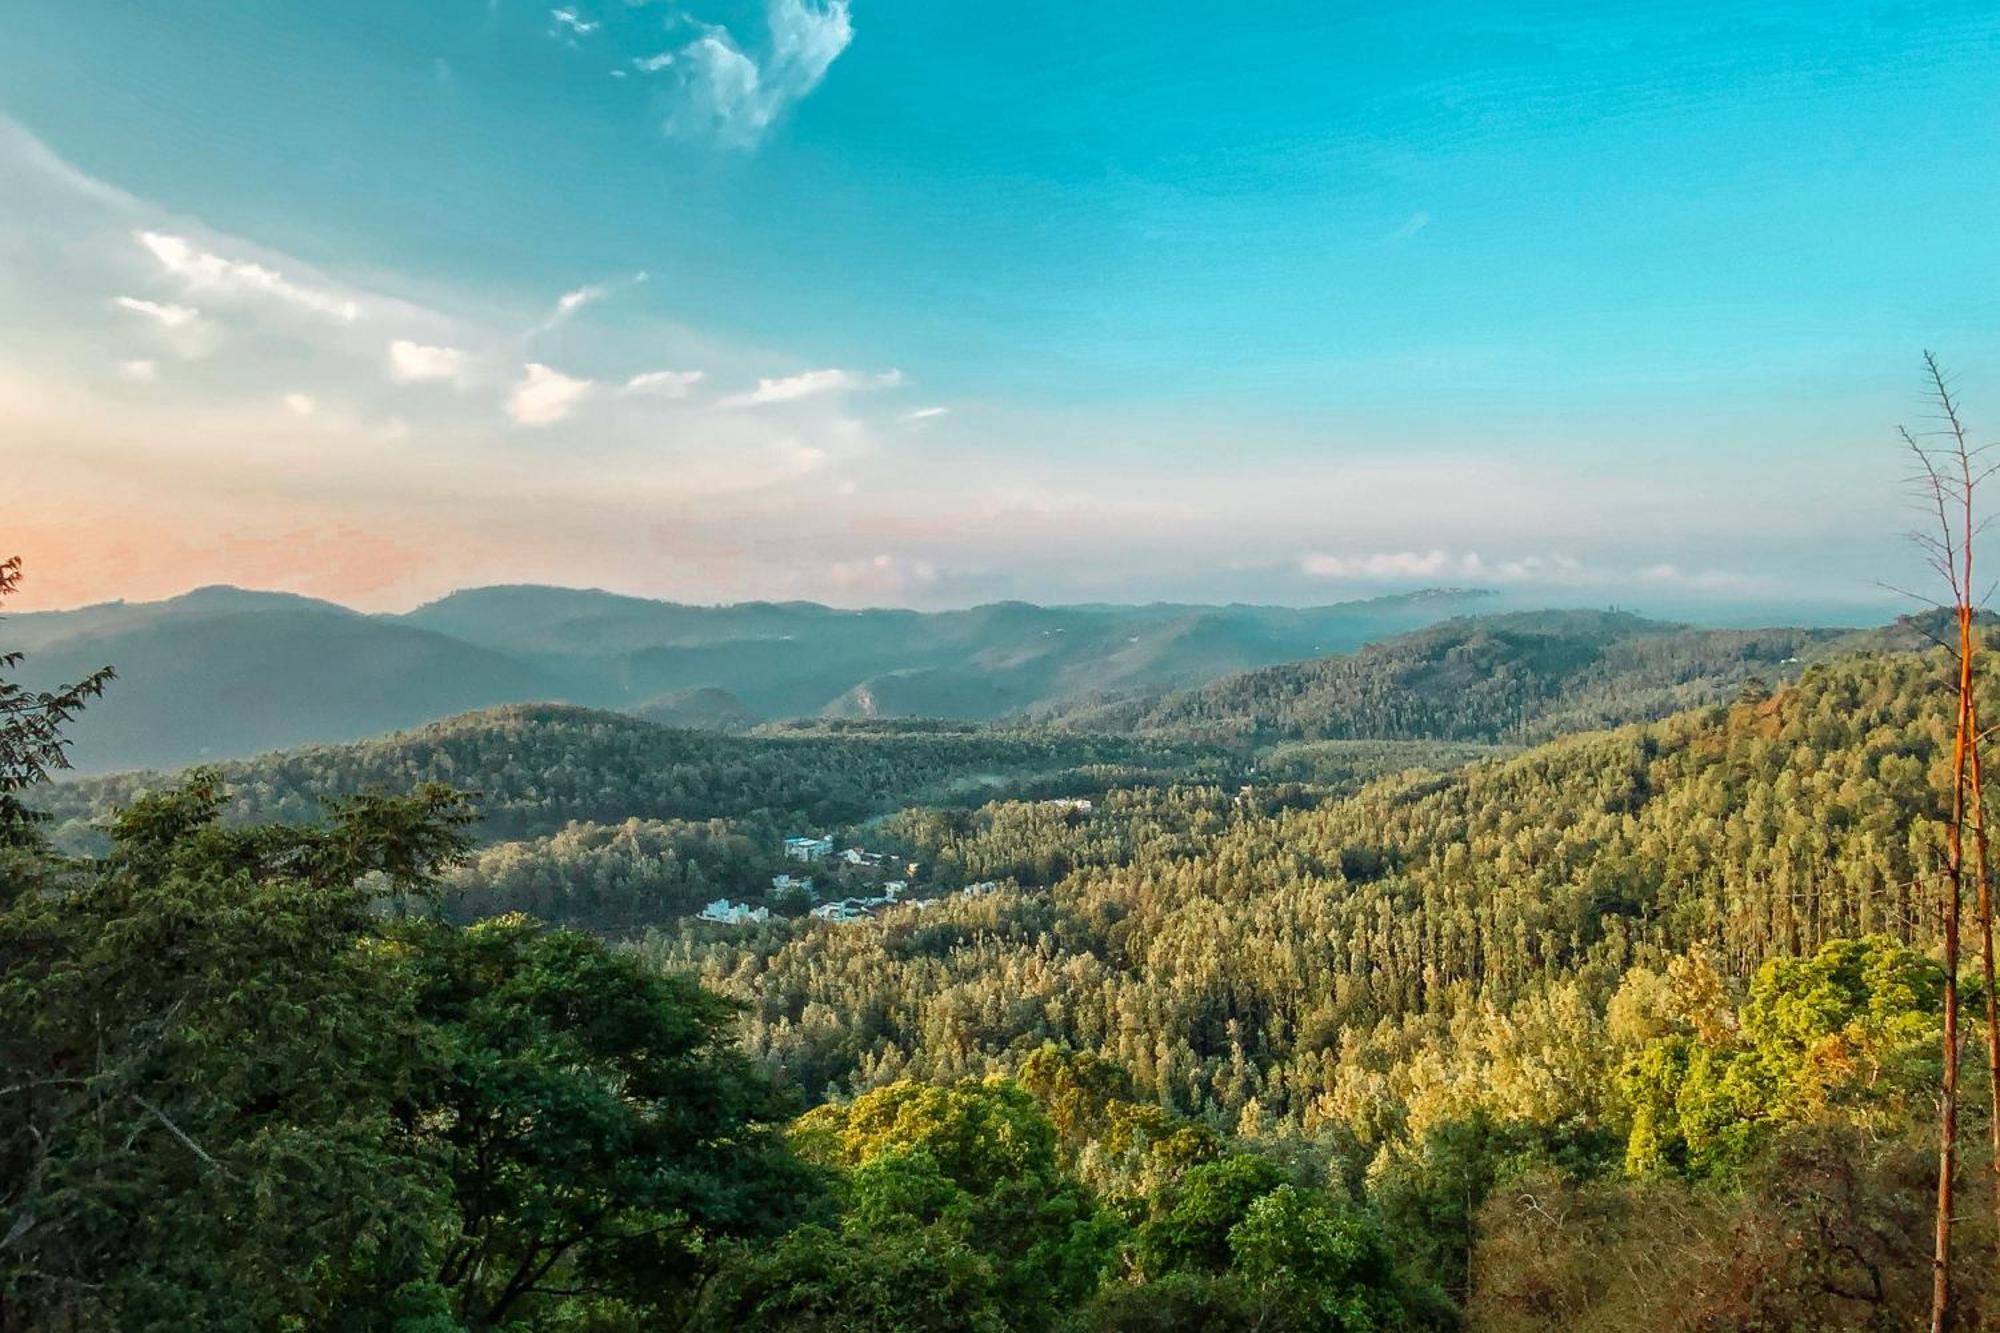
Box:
[1037,609,1857,744]
[11,584,1501,770]
[13,590,569,773]
[398,585,1510,721]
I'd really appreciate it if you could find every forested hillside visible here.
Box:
[30,705,1223,850]
[1039,609,1862,744]
[624,647,1999,1325]
[672,650,1965,1113]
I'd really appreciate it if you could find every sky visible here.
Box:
[5,0,2000,619]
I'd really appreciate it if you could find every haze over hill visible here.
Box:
[15,583,1498,772]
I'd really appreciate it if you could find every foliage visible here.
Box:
[396,913,814,1325]
[1619,935,1944,1179]
[0,773,810,1329]
[0,556,112,846]
[778,1076,1125,1329]
[34,703,1220,851]
[1134,1153,1288,1278]
[1471,1128,1997,1332]
[439,815,785,931]
[1042,610,1851,746]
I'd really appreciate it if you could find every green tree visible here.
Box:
[1620,935,1944,1179]
[0,555,111,848]
[781,1077,1124,1329]
[1,766,816,1329]
[0,774,469,1329]
[1228,1184,1409,1331]
[1134,1153,1287,1278]
[399,912,815,1326]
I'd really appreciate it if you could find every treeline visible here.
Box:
[30,703,1224,851]
[1041,610,1856,746]
[440,816,788,932]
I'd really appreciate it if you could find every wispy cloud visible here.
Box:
[550,7,599,37]
[625,368,706,397]
[282,392,316,416]
[660,0,853,148]
[112,295,202,329]
[387,339,468,383]
[117,359,158,382]
[722,366,901,407]
[1387,210,1432,243]
[111,294,216,357]
[528,271,646,337]
[1300,549,1593,582]
[507,362,593,425]
[136,231,360,322]
[1298,548,1765,594]
[906,405,949,421]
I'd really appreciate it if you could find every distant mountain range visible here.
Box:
[13,583,1499,773]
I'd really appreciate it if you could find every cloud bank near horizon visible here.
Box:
[0,118,1917,618]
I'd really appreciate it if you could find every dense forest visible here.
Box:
[29,707,1225,851]
[10,540,2000,1328]
[1037,609,1884,745]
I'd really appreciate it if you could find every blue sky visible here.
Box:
[5,0,1999,615]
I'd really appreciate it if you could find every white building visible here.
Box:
[809,900,872,923]
[784,835,834,863]
[771,873,814,894]
[697,898,770,925]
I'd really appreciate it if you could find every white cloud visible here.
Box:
[112,295,202,329]
[1299,550,1595,583]
[634,52,675,74]
[662,0,853,148]
[117,359,158,382]
[1296,549,1769,594]
[1301,549,1459,580]
[906,405,949,421]
[508,362,593,426]
[722,366,901,407]
[550,7,599,36]
[387,339,468,383]
[1638,562,1761,592]
[826,552,938,595]
[136,231,360,322]
[624,368,706,397]
[283,392,316,416]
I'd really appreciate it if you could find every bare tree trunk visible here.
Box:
[1907,351,1985,1333]
[1972,693,2000,1242]
[1933,607,1967,1333]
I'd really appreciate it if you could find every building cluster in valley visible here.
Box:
[696,830,1001,927]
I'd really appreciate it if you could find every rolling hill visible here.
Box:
[13,584,1497,771]
[1034,609,1873,744]
[9,587,570,773]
